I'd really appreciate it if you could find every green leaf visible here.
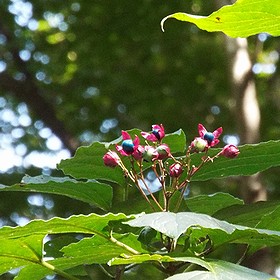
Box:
[164,129,187,154]
[161,0,280,38]
[214,203,280,255]
[58,142,126,185]
[0,175,112,210]
[213,201,280,228]
[256,205,280,231]
[244,205,280,255]
[0,213,133,278]
[0,213,131,240]
[14,264,50,280]
[0,235,44,275]
[165,258,275,280]
[61,233,145,265]
[125,212,280,248]
[126,212,239,241]
[15,233,146,280]
[191,141,280,181]
[110,255,275,279]
[186,193,243,215]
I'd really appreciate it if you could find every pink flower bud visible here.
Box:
[143,146,159,162]
[191,137,208,152]
[132,145,145,160]
[169,163,183,178]
[103,151,120,167]
[220,144,240,158]
[156,144,170,160]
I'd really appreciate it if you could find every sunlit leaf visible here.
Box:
[165,258,275,280]
[126,212,280,248]
[15,233,145,280]
[0,213,133,278]
[0,175,112,210]
[126,212,237,241]
[0,235,44,275]
[0,213,131,240]
[191,141,280,181]
[161,0,280,38]
[110,255,275,279]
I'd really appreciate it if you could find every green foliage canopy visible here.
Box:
[1,0,280,279]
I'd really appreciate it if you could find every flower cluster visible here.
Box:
[104,124,170,166]
[103,123,239,212]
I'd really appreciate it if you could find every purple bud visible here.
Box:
[143,146,158,162]
[169,163,183,178]
[156,144,170,160]
[220,144,240,158]
[103,151,120,167]
[191,137,208,152]
[132,145,145,160]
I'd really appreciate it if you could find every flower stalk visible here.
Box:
[103,123,240,212]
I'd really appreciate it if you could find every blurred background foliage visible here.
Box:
[0,0,280,279]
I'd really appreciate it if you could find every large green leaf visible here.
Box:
[0,213,133,278]
[110,255,275,279]
[0,175,112,210]
[165,258,275,280]
[15,234,145,280]
[213,203,280,255]
[191,141,280,181]
[161,0,280,38]
[126,212,237,241]
[126,212,280,248]
[0,213,131,240]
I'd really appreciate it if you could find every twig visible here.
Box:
[41,260,80,280]
[110,231,140,255]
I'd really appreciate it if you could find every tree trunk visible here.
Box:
[218,5,274,274]
[224,36,267,203]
